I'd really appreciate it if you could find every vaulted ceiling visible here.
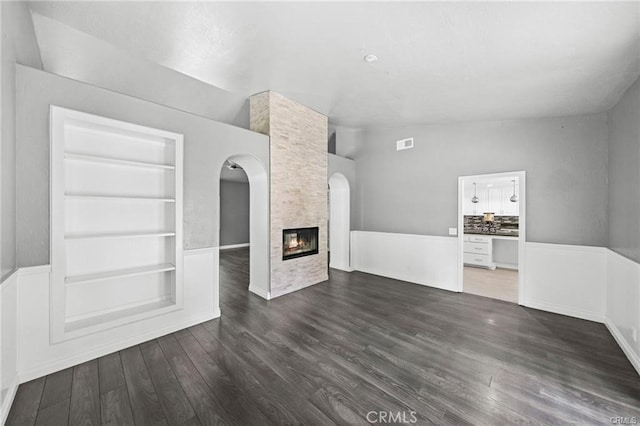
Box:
[29,1,640,129]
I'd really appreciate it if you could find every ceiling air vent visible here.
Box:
[396,137,414,151]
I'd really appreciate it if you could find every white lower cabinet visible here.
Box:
[463,235,496,269]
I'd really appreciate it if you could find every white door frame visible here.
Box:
[457,170,526,305]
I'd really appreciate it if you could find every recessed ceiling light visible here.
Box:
[364,54,378,63]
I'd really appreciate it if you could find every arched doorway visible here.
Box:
[219,154,270,300]
[329,173,350,271]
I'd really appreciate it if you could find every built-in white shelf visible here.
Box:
[65,231,176,240]
[65,263,176,286]
[65,194,176,202]
[51,106,183,343]
[65,152,175,170]
[64,296,176,333]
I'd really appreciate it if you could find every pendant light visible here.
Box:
[510,179,518,202]
[471,182,479,204]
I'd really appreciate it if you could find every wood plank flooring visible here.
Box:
[7,247,640,425]
[463,266,518,303]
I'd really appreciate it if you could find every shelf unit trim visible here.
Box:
[65,152,175,170]
[65,263,176,286]
[64,297,178,335]
[65,194,176,202]
[65,231,176,240]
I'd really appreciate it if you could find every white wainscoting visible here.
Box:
[349,234,640,375]
[350,231,459,292]
[1,271,19,425]
[16,247,219,383]
[522,242,606,323]
[605,250,640,375]
[350,233,607,322]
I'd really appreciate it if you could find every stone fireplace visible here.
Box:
[283,227,319,260]
[250,91,328,298]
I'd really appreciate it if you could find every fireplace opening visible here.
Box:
[283,227,319,260]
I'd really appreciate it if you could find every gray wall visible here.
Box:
[493,239,518,267]
[16,65,269,267]
[335,126,364,160]
[608,77,640,262]
[1,2,43,280]
[355,114,609,246]
[328,153,358,230]
[220,180,250,246]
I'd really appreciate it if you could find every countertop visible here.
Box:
[464,233,518,240]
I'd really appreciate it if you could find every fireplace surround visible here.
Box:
[282,227,319,260]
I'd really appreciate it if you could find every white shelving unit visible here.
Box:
[50,106,184,342]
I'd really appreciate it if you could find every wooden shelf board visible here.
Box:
[65,194,176,202]
[65,152,175,170]
[65,263,176,285]
[65,231,176,240]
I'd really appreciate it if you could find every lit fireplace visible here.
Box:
[283,227,319,260]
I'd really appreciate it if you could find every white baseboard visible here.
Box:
[523,299,604,323]
[19,311,218,383]
[495,262,518,270]
[249,285,271,300]
[220,243,249,250]
[329,263,353,272]
[605,317,640,376]
[0,376,19,425]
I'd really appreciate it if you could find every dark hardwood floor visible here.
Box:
[7,247,640,425]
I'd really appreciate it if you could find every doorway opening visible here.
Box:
[329,173,351,271]
[457,171,526,304]
[218,155,270,313]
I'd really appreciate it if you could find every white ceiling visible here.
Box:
[29,1,640,129]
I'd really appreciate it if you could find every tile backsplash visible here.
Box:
[464,215,519,236]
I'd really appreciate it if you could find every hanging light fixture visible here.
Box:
[471,182,479,204]
[510,179,518,202]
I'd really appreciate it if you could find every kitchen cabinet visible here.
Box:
[464,181,519,216]
[502,186,519,215]
[497,181,519,215]
[463,235,496,269]
[488,186,503,214]
[463,194,480,215]
[463,188,488,215]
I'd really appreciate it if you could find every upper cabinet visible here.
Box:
[463,180,519,216]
